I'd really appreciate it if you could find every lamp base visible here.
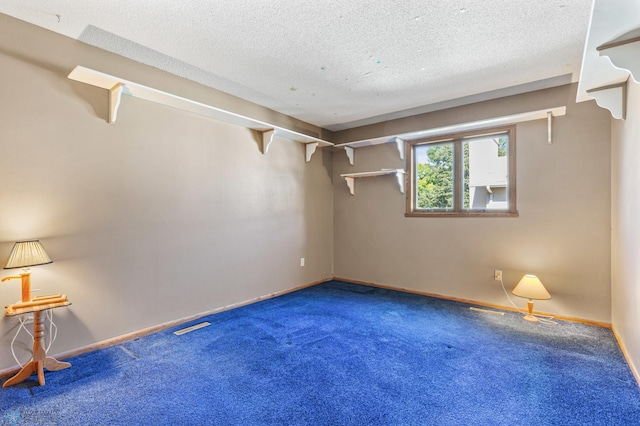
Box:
[521,300,539,322]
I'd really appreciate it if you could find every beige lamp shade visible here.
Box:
[512,274,550,300]
[4,240,53,269]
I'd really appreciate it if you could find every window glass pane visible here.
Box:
[463,134,509,210]
[415,142,454,210]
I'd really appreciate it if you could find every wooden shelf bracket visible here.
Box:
[395,137,406,161]
[597,27,640,84]
[109,83,125,124]
[306,143,319,163]
[261,129,276,154]
[587,83,627,120]
[344,146,355,166]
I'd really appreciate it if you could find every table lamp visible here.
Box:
[1,240,71,388]
[512,274,551,322]
[2,240,53,303]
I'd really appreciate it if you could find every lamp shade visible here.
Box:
[3,240,53,269]
[512,274,550,300]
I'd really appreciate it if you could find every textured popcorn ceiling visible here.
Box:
[0,1,592,131]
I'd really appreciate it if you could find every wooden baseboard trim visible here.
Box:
[333,277,612,328]
[612,326,640,387]
[0,277,332,379]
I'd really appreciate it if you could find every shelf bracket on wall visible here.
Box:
[597,27,640,83]
[394,137,406,160]
[547,112,553,144]
[67,66,333,162]
[261,129,275,154]
[587,83,627,120]
[344,146,355,166]
[343,176,356,195]
[340,169,406,196]
[394,170,405,194]
[260,129,322,162]
[109,83,125,124]
[306,143,319,163]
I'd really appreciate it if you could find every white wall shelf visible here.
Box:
[334,137,405,166]
[577,0,640,119]
[334,107,566,165]
[340,169,405,196]
[67,66,333,162]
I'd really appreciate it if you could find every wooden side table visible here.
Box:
[3,296,72,387]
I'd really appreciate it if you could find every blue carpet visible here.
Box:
[1,280,639,425]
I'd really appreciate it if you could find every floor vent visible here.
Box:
[174,322,211,335]
[469,307,504,316]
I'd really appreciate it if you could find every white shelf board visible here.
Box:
[334,106,565,165]
[334,137,405,165]
[340,169,406,195]
[67,66,333,162]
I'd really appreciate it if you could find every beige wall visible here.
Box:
[612,79,640,378]
[0,15,333,371]
[333,84,612,323]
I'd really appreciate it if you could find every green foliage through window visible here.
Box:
[415,143,453,209]
[496,136,508,157]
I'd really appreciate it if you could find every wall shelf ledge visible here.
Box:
[67,66,333,162]
[340,169,406,195]
[335,137,405,166]
[334,107,565,165]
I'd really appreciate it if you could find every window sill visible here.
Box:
[405,211,519,218]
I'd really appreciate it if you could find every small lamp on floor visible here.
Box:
[512,274,551,322]
[1,240,53,302]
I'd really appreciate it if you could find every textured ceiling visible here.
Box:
[1,1,593,131]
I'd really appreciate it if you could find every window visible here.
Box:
[406,126,517,217]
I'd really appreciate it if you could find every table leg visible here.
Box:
[2,310,71,388]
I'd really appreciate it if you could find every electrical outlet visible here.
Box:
[494,270,502,281]
[300,258,305,267]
